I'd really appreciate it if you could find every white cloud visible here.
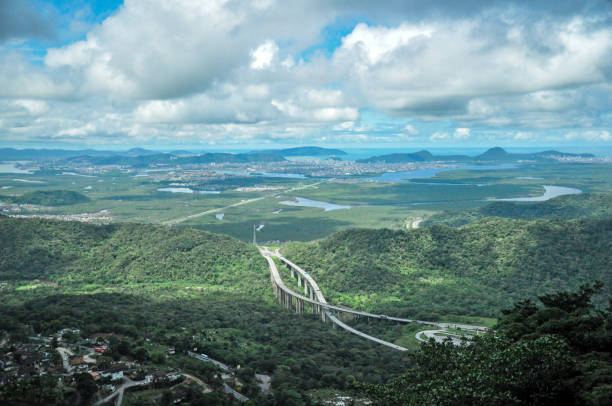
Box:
[58,123,98,137]
[514,132,534,140]
[1,1,612,146]
[453,127,470,139]
[404,124,419,135]
[430,132,449,141]
[250,40,279,70]
[341,23,433,65]
[14,100,50,115]
[565,130,611,142]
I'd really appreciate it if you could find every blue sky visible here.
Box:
[0,0,611,149]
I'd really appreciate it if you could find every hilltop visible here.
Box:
[357,147,594,163]
[0,216,412,404]
[424,193,612,227]
[64,151,285,168]
[283,217,611,319]
[1,190,91,206]
[0,216,266,287]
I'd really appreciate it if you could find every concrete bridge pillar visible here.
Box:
[304,283,308,296]
[291,269,295,279]
[297,274,302,286]
[309,288,314,300]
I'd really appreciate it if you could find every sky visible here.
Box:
[0,0,611,150]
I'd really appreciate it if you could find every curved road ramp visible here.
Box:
[259,247,487,351]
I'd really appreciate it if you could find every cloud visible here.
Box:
[331,16,612,124]
[14,100,50,116]
[430,132,449,141]
[565,130,611,142]
[1,0,612,146]
[404,124,419,135]
[0,0,55,43]
[250,40,279,70]
[453,128,470,139]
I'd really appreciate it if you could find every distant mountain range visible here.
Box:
[357,147,595,163]
[255,146,347,156]
[0,147,162,160]
[64,152,285,168]
[0,146,346,164]
[0,146,594,166]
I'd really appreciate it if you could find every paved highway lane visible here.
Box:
[261,248,487,350]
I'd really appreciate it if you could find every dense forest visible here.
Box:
[365,283,612,406]
[0,190,91,206]
[283,217,612,318]
[0,216,266,289]
[0,216,411,404]
[424,193,612,227]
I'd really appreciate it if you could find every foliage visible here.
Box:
[424,193,612,227]
[0,216,267,289]
[364,283,612,406]
[283,217,612,318]
[2,190,91,206]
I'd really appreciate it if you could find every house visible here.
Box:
[101,369,123,381]
[69,355,84,366]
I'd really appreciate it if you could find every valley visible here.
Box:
[1,147,610,405]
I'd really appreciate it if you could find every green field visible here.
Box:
[1,161,611,242]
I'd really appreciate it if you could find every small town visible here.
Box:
[0,328,260,405]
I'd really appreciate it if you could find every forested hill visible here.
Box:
[283,217,612,319]
[0,216,267,290]
[424,193,612,227]
[1,190,91,206]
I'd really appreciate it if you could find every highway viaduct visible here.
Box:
[260,247,487,352]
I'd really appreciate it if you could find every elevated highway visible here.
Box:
[261,250,408,351]
[260,247,487,351]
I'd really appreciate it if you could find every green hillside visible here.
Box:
[283,217,612,319]
[3,190,91,206]
[424,193,612,227]
[0,216,412,403]
[0,216,266,290]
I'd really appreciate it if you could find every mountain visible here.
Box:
[1,190,91,206]
[357,147,595,164]
[120,147,158,156]
[63,151,285,168]
[256,146,347,157]
[283,217,611,319]
[357,150,439,163]
[0,148,115,160]
[0,216,411,403]
[474,147,594,162]
[424,193,612,227]
[0,216,265,285]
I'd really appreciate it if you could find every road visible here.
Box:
[162,179,330,226]
[223,383,249,402]
[187,351,229,371]
[261,248,409,351]
[56,347,74,373]
[93,377,147,406]
[268,250,486,331]
[415,330,469,345]
[187,352,249,402]
[260,248,487,350]
[181,373,213,394]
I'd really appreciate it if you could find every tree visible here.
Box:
[74,373,98,402]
